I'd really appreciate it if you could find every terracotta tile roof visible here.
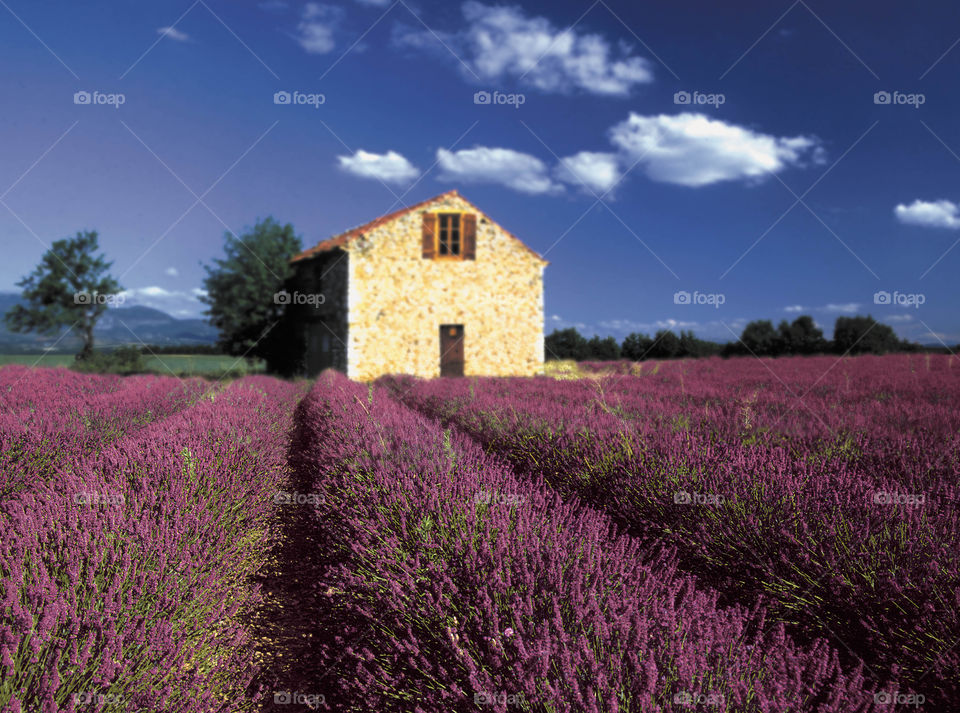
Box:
[290,189,547,264]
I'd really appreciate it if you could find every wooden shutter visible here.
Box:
[462,213,476,260]
[422,213,436,259]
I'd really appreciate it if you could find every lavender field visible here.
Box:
[2,355,956,711]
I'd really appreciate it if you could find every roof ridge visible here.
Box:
[291,190,458,263]
[289,189,547,265]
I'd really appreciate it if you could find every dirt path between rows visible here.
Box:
[243,458,358,712]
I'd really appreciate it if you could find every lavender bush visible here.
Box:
[383,354,959,706]
[1,369,305,712]
[291,370,885,712]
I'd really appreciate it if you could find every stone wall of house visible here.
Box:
[293,249,349,376]
[345,193,545,380]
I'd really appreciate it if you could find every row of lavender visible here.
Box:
[291,371,887,711]
[0,367,305,712]
[383,354,959,707]
[0,366,213,499]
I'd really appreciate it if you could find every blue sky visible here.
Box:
[1,0,959,344]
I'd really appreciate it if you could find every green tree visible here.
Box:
[621,332,655,361]
[679,329,720,358]
[4,231,121,359]
[740,320,781,356]
[650,329,681,359]
[586,335,621,361]
[201,218,302,375]
[545,327,589,361]
[778,315,826,355]
[833,315,900,355]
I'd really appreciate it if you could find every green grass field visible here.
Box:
[0,353,264,377]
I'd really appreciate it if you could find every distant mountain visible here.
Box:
[0,293,218,353]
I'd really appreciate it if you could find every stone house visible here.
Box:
[288,189,547,380]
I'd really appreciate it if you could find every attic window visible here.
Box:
[438,214,460,256]
[422,212,476,260]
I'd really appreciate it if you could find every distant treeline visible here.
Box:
[0,343,223,356]
[138,344,223,355]
[546,314,934,361]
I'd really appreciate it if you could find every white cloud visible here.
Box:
[823,303,860,313]
[548,315,590,331]
[157,26,190,42]
[296,4,340,54]
[608,112,822,187]
[919,331,960,344]
[395,2,653,95]
[784,305,805,313]
[884,314,914,323]
[550,315,757,342]
[894,199,960,229]
[598,318,699,333]
[594,317,753,342]
[116,286,206,317]
[437,146,562,195]
[337,149,419,184]
[391,23,441,50]
[555,151,621,195]
[165,267,179,277]
[120,286,192,300]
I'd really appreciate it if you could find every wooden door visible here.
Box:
[439,324,464,377]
